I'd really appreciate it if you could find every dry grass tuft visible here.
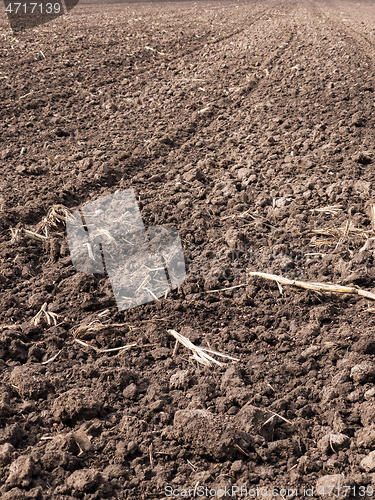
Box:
[310,205,375,249]
[9,204,71,244]
[310,221,372,248]
[36,204,72,237]
[72,319,110,340]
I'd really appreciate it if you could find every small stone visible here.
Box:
[170,370,190,390]
[347,388,363,402]
[160,134,174,146]
[204,276,218,291]
[0,443,14,466]
[316,474,345,495]
[15,165,27,174]
[1,488,25,500]
[351,362,375,384]
[148,174,162,183]
[360,401,375,426]
[321,385,338,403]
[352,336,375,354]
[73,429,92,453]
[220,365,244,391]
[224,229,247,249]
[361,451,375,472]
[183,167,204,183]
[150,347,170,360]
[79,158,93,170]
[255,192,272,208]
[1,148,13,160]
[103,102,117,112]
[354,180,371,195]
[236,167,251,181]
[27,292,48,308]
[123,383,137,400]
[365,388,375,400]
[127,441,138,453]
[97,163,111,175]
[230,460,244,474]
[300,345,320,359]
[6,455,34,487]
[275,197,292,208]
[54,128,70,138]
[317,433,350,454]
[173,409,250,460]
[233,404,276,439]
[247,174,257,184]
[357,425,375,449]
[52,388,103,423]
[150,399,164,412]
[66,468,102,492]
[10,366,50,400]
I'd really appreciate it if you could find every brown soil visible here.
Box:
[1,0,375,498]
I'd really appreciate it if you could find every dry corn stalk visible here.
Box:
[249,271,375,301]
[31,303,59,326]
[168,329,239,367]
[9,228,21,243]
[9,227,47,243]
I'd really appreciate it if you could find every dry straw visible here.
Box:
[74,338,137,354]
[36,204,71,237]
[31,303,59,326]
[309,205,343,215]
[168,329,239,367]
[310,203,375,248]
[72,318,127,340]
[10,204,72,243]
[206,271,375,302]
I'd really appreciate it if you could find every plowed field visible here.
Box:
[1,0,375,498]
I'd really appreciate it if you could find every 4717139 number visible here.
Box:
[5,2,61,14]
[314,485,374,497]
